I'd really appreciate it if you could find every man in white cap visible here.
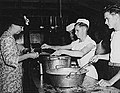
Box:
[66,19,89,41]
[41,18,98,88]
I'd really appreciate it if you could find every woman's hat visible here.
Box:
[12,16,25,26]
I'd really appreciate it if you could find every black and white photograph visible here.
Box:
[0,0,120,93]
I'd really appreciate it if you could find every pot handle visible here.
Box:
[76,61,93,74]
[66,72,76,78]
[55,65,65,69]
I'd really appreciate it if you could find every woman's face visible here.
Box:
[104,12,117,29]
[14,24,24,34]
[75,25,84,39]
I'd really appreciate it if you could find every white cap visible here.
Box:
[76,19,89,27]
[66,19,89,32]
[66,23,75,32]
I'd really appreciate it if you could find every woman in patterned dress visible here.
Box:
[0,16,39,93]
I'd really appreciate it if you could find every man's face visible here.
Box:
[75,25,84,39]
[104,12,117,29]
[69,31,74,40]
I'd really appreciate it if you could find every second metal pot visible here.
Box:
[46,67,88,88]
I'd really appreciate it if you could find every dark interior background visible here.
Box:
[0,0,119,92]
[0,0,118,46]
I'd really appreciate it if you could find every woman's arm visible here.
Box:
[18,52,39,62]
[1,37,39,68]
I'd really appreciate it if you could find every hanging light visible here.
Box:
[24,15,30,25]
[40,26,44,29]
[59,0,62,18]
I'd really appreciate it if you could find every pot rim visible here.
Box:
[45,55,71,61]
[46,67,88,75]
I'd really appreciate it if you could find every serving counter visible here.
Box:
[35,74,120,93]
[30,53,120,93]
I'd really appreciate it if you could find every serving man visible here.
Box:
[41,19,98,87]
[90,4,120,89]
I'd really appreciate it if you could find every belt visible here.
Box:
[109,62,120,67]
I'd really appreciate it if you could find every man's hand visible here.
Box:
[51,50,62,56]
[89,55,99,63]
[97,79,112,87]
[41,44,51,49]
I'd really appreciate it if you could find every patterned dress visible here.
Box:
[0,31,23,93]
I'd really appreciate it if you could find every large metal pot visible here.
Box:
[46,67,88,88]
[41,55,71,73]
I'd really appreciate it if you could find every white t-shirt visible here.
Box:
[110,31,120,63]
[71,35,98,79]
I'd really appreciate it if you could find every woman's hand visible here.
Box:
[28,52,39,59]
[41,44,51,49]
[97,79,112,87]
[89,55,99,63]
[17,44,25,52]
